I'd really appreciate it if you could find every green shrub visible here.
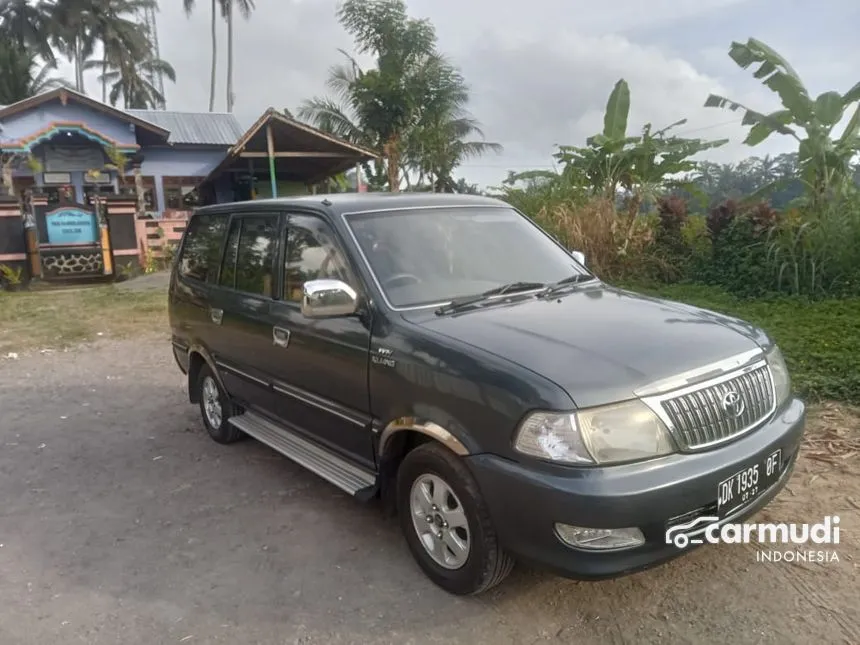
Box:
[766,191,860,297]
[690,199,778,297]
[653,195,691,282]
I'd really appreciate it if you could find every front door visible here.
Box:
[268,213,375,469]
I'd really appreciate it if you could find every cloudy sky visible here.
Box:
[70,0,860,188]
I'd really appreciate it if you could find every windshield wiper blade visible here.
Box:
[435,281,546,315]
[538,273,594,297]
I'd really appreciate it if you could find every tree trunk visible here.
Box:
[102,60,107,103]
[383,136,400,192]
[226,2,234,112]
[75,39,83,91]
[209,0,217,112]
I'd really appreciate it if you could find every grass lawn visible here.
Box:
[623,282,860,405]
[0,283,168,355]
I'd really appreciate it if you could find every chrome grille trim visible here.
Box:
[642,359,776,451]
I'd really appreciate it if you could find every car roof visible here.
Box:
[195,191,509,219]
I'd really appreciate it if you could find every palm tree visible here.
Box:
[298,0,443,191]
[405,63,502,191]
[87,0,154,103]
[0,0,56,65]
[45,0,101,91]
[219,0,255,113]
[0,41,71,105]
[183,0,218,112]
[92,52,176,109]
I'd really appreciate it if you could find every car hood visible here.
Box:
[408,283,770,408]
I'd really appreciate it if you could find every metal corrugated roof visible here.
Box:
[125,109,245,146]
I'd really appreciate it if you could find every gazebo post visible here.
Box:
[266,123,278,198]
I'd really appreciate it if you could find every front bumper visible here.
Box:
[465,397,806,580]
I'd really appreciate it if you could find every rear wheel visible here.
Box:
[396,442,514,595]
[197,364,242,444]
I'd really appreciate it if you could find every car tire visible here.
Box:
[396,442,514,595]
[197,364,243,444]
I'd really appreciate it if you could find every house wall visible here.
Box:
[137,147,229,213]
[0,98,138,146]
[2,100,229,215]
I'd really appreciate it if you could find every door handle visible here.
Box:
[273,326,291,348]
[210,307,223,325]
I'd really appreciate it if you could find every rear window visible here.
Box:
[177,212,229,282]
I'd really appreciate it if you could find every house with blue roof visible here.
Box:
[0,87,375,214]
[0,87,376,285]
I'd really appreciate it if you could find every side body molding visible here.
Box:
[378,416,470,458]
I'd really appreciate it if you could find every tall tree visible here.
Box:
[405,63,502,191]
[183,0,218,112]
[88,0,154,103]
[0,40,70,105]
[219,0,255,113]
[0,0,56,65]
[299,0,458,191]
[44,0,155,95]
[90,51,176,109]
[45,0,97,91]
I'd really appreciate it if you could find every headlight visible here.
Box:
[513,399,675,465]
[766,344,791,407]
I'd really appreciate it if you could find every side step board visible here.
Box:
[229,410,377,497]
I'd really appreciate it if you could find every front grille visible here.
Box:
[660,363,775,450]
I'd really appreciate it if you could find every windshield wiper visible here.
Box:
[435,281,547,315]
[538,273,594,298]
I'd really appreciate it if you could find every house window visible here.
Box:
[164,177,204,210]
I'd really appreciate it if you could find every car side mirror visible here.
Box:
[301,279,359,318]
[571,250,586,266]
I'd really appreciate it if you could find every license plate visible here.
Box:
[717,449,782,519]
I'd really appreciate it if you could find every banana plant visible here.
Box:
[555,78,727,206]
[705,38,860,203]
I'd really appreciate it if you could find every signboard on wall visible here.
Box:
[44,207,99,245]
[44,146,106,173]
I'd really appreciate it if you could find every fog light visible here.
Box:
[555,523,645,550]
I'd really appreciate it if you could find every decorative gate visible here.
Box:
[33,197,114,280]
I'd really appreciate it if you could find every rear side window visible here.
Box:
[234,216,278,297]
[177,212,228,282]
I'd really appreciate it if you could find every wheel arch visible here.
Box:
[186,345,225,404]
[376,417,472,515]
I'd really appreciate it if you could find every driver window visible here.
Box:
[283,223,351,303]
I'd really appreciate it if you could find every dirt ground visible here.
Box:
[1,331,858,644]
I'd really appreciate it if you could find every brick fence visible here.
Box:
[134,211,190,266]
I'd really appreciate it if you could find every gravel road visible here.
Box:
[1,337,857,645]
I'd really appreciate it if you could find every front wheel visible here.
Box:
[396,443,514,595]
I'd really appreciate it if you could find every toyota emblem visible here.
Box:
[721,390,745,418]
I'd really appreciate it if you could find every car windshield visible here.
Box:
[344,206,592,308]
